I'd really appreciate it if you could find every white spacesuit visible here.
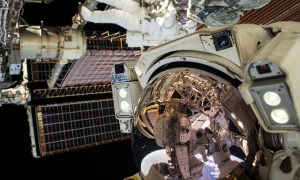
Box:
[114,19,300,180]
[80,0,197,47]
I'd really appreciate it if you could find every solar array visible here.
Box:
[32,84,112,99]
[60,49,140,87]
[35,99,129,156]
[29,61,72,82]
[27,33,140,157]
[197,0,300,29]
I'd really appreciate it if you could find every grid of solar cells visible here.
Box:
[86,33,127,50]
[32,84,112,99]
[37,99,129,156]
[60,50,141,87]
[30,61,72,82]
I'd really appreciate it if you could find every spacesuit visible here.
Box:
[80,0,197,47]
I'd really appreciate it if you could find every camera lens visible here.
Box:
[114,63,125,74]
[212,31,233,51]
[217,35,230,47]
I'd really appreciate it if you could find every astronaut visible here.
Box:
[79,0,197,47]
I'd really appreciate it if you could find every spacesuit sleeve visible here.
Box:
[144,0,156,4]
[96,0,140,14]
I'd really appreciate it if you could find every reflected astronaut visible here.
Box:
[135,71,255,179]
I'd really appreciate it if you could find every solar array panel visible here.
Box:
[35,99,129,156]
[197,0,300,29]
[29,61,72,82]
[31,84,112,99]
[86,32,127,50]
[60,50,140,87]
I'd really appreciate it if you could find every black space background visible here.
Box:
[0,1,160,179]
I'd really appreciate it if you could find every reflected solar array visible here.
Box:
[35,99,129,156]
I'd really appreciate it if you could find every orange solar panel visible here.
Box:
[197,0,300,29]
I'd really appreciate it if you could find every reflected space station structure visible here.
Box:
[111,22,300,179]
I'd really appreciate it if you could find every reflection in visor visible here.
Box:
[135,71,258,179]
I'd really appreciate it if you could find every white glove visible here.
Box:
[80,6,92,22]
